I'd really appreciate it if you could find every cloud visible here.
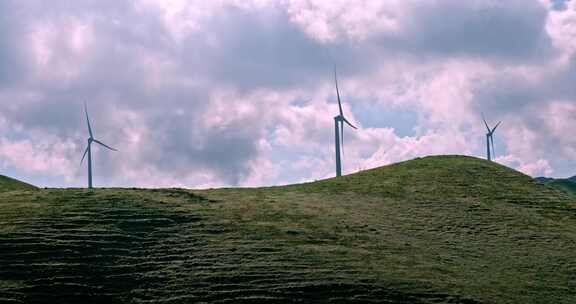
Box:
[0,135,78,180]
[497,154,554,177]
[0,0,575,188]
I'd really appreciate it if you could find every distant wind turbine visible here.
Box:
[333,67,357,177]
[81,102,117,189]
[482,113,501,161]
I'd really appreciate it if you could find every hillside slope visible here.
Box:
[0,175,37,193]
[0,156,575,304]
[536,177,576,196]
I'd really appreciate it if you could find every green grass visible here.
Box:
[0,155,575,303]
[539,178,576,197]
[0,175,37,193]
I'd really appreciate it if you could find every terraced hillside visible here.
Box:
[1,156,575,304]
[0,175,37,193]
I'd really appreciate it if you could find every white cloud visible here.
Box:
[286,0,404,43]
[545,0,576,62]
[0,136,78,181]
[498,154,554,177]
[0,0,574,188]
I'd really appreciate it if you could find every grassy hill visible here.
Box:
[536,177,576,197]
[0,175,37,193]
[547,179,576,196]
[0,156,575,304]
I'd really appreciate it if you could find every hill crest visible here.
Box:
[0,175,37,193]
[0,155,574,303]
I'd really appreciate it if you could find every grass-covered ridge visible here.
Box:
[0,155,575,303]
[537,177,576,197]
[0,175,37,193]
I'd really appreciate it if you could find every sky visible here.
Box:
[0,0,575,188]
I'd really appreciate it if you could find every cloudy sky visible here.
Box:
[1,0,575,188]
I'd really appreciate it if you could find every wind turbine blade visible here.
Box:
[93,139,117,151]
[84,101,93,138]
[491,121,502,133]
[342,116,357,129]
[334,66,344,117]
[481,113,490,132]
[80,146,89,165]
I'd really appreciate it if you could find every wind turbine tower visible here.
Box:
[333,67,357,177]
[482,114,501,161]
[81,102,117,189]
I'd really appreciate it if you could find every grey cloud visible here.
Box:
[0,1,344,186]
[0,1,263,185]
[472,54,576,116]
[0,0,574,186]
[136,109,262,185]
[404,1,555,62]
[179,6,335,92]
[0,1,32,88]
[467,54,576,173]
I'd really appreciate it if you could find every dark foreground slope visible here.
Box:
[0,156,575,304]
[0,175,37,193]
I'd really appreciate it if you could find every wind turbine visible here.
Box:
[482,114,501,161]
[81,102,117,189]
[333,67,357,177]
